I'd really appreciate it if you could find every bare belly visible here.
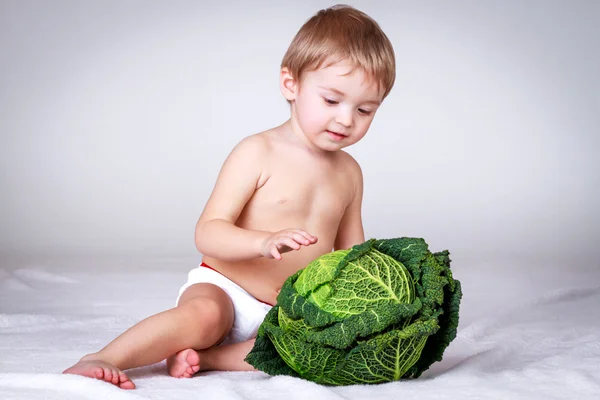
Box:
[201,240,333,305]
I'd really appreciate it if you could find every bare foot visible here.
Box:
[63,357,135,390]
[167,348,201,378]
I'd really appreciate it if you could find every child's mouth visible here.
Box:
[327,130,346,141]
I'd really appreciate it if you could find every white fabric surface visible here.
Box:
[1,254,599,399]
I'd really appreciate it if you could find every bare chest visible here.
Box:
[238,156,353,232]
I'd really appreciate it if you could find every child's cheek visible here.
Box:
[300,101,322,132]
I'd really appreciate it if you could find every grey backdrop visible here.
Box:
[1,0,599,262]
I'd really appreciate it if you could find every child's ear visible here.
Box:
[280,67,297,101]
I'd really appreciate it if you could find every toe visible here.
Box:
[191,365,200,373]
[103,367,113,383]
[118,371,135,389]
[119,379,136,390]
[94,367,105,379]
[111,370,120,385]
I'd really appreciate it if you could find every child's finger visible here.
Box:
[270,245,282,260]
[294,229,317,243]
[292,232,311,245]
[281,237,301,250]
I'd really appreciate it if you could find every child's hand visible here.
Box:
[261,229,318,260]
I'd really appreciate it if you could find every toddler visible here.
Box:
[63,4,395,389]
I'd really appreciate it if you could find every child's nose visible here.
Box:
[335,109,353,127]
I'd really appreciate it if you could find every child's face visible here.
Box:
[286,60,384,152]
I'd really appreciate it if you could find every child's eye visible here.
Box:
[358,108,373,116]
[324,98,339,105]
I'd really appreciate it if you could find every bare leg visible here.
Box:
[201,339,257,372]
[63,283,234,389]
[168,339,257,377]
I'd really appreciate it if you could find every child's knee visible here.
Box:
[182,294,234,333]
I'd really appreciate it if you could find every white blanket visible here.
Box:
[1,255,599,399]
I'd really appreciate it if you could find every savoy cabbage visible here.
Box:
[245,237,462,385]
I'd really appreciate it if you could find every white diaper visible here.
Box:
[176,264,273,345]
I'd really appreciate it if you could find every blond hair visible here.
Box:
[281,4,396,99]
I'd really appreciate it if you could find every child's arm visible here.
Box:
[195,136,317,262]
[334,157,365,251]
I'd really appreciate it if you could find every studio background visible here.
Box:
[1,0,598,265]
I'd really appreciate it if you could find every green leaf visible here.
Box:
[246,237,463,385]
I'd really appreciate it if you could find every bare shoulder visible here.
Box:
[224,131,277,188]
[229,132,271,159]
[337,150,363,180]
